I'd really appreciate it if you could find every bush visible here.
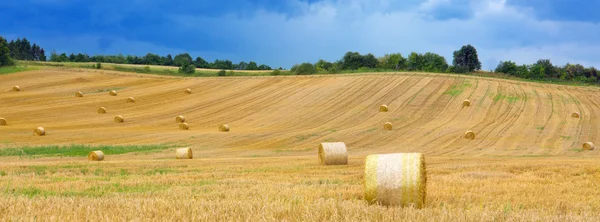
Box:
[178,64,195,74]
[143,66,151,73]
[271,69,281,76]
[293,63,317,75]
[95,62,102,69]
[217,69,226,76]
[226,70,235,76]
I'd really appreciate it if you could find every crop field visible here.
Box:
[1,68,599,221]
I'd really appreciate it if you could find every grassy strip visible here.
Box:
[0,66,37,75]
[0,144,172,157]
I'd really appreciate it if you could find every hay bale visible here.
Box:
[464,130,475,140]
[88,150,104,161]
[179,123,189,130]
[114,115,124,123]
[572,112,580,118]
[176,115,186,123]
[219,124,230,132]
[127,97,135,103]
[364,153,426,208]
[98,107,107,114]
[13,86,20,91]
[76,91,84,97]
[384,122,393,130]
[583,142,595,151]
[380,105,388,112]
[0,118,6,126]
[109,90,117,96]
[34,127,45,136]
[185,89,192,94]
[176,147,193,159]
[318,142,348,165]
[463,99,471,107]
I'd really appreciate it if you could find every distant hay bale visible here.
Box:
[219,124,230,132]
[76,91,84,97]
[318,142,348,165]
[98,107,107,114]
[463,99,471,107]
[0,118,6,126]
[114,115,124,123]
[380,105,388,112]
[13,86,20,91]
[109,90,117,96]
[176,115,186,123]
[572,112,580,118]
[384,122,393,130]
[464,130,475,140]
[185,89,192,94]
[364,153,426,208]
[127,97,135,103]
[179,123,189,130]
[88,150,104,161]
[583,142,595,151]
[34,127,45,136]
[176,147,193,159]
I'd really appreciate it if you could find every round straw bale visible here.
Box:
[464,130,475,140]
[364,153,426,208]
[88,150,104,161]
[219,124,230,132]
[176,115,186,123]
[127,97,135,103]
[380,105,388,112]
[13,86,20,91]
[583,142,595,151]
[34,127,45,136]
[572,112,580,118]
[318,142,348,165]
[76,91,84,97]
[114,115,124,123]
[176,147,193,159]
[98,107,107,114]
[185,89,192,94]
[109,90,117,96]
[0,118,6,125]
[384,122,393,130]
[179,123,189,130]
[463,99,471,107]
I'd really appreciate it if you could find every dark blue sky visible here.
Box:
[2,0,600,69]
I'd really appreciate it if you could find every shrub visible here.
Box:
[217,69,226,76]
[271,69,281,76]
[178,64,195,74]
[226,70,235,76]
[143,66,151,73]
[294,63,317,75]
[95,62,102,69]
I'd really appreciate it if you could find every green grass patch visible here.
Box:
[493,93,520,103]
[0,66,37,75]
[145,168,177,175]
[536,126,545,131]
[444,80,472,97]
[0,144,172,157]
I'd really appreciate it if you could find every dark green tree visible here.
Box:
[452,44,481,73]
[174,53,193,66]
[0,36,14,66]
[247,61,258,70]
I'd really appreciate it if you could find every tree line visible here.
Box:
[495,59,599,83]
[0,37,46,66]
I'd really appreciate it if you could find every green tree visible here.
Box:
[194,56,208,68]
[178,64,196,75]
[247,61,258,70]
[452,44,481,73]
[422,52,448,72]
[293,63,317,75]
[0,36,14,66]
[165,54,174,66]
[174,53,193,66]
[406,52,424,71]
[378,53,405,70]
[495,61,518,75]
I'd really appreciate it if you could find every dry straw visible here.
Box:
[219,124,230,132]
[98,107,107,114]
[364,153,427,208]
[583,142,595,151]
[127,97,135,103]
[34,127,45,136]
[380,105,388,112]
[76,91,84,97]
[384,122,393,130]
[318,142,348,165]
[463,99,471,107]
[176,115,186,123]
[88,150,104,161]
[185,89,192,94]
[114,115,124,123]
[109,90,117,96]
[464,130,475,140]
[176,147,193,159]
[572,112,580,118]
[0,118,6,126]
[13,86,20,91]
[179,123,189,130]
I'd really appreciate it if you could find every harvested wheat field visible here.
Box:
[1,68,600,221]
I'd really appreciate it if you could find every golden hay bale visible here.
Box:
[583,142,595,151]
[34,127,45,136]
[179,123,189,130]
[463,99,471,107]
[464,130,475,140]
[364,153,426,208]
[98,107,107,114]
[13,86,20,91]
[0,118,6,126]
[88,150,104,161]
[114,115,124,123]
[109,90,117,96]
[76,91,84,97]
[176,115,186,123]
[127,97,135,103]
[185,89,192,94]
[176,147,193,159]
[219,124,230,132]
[572,112,580,118]
[318,142,348,165]
[384,122,393,130]
[380,105,388,112]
